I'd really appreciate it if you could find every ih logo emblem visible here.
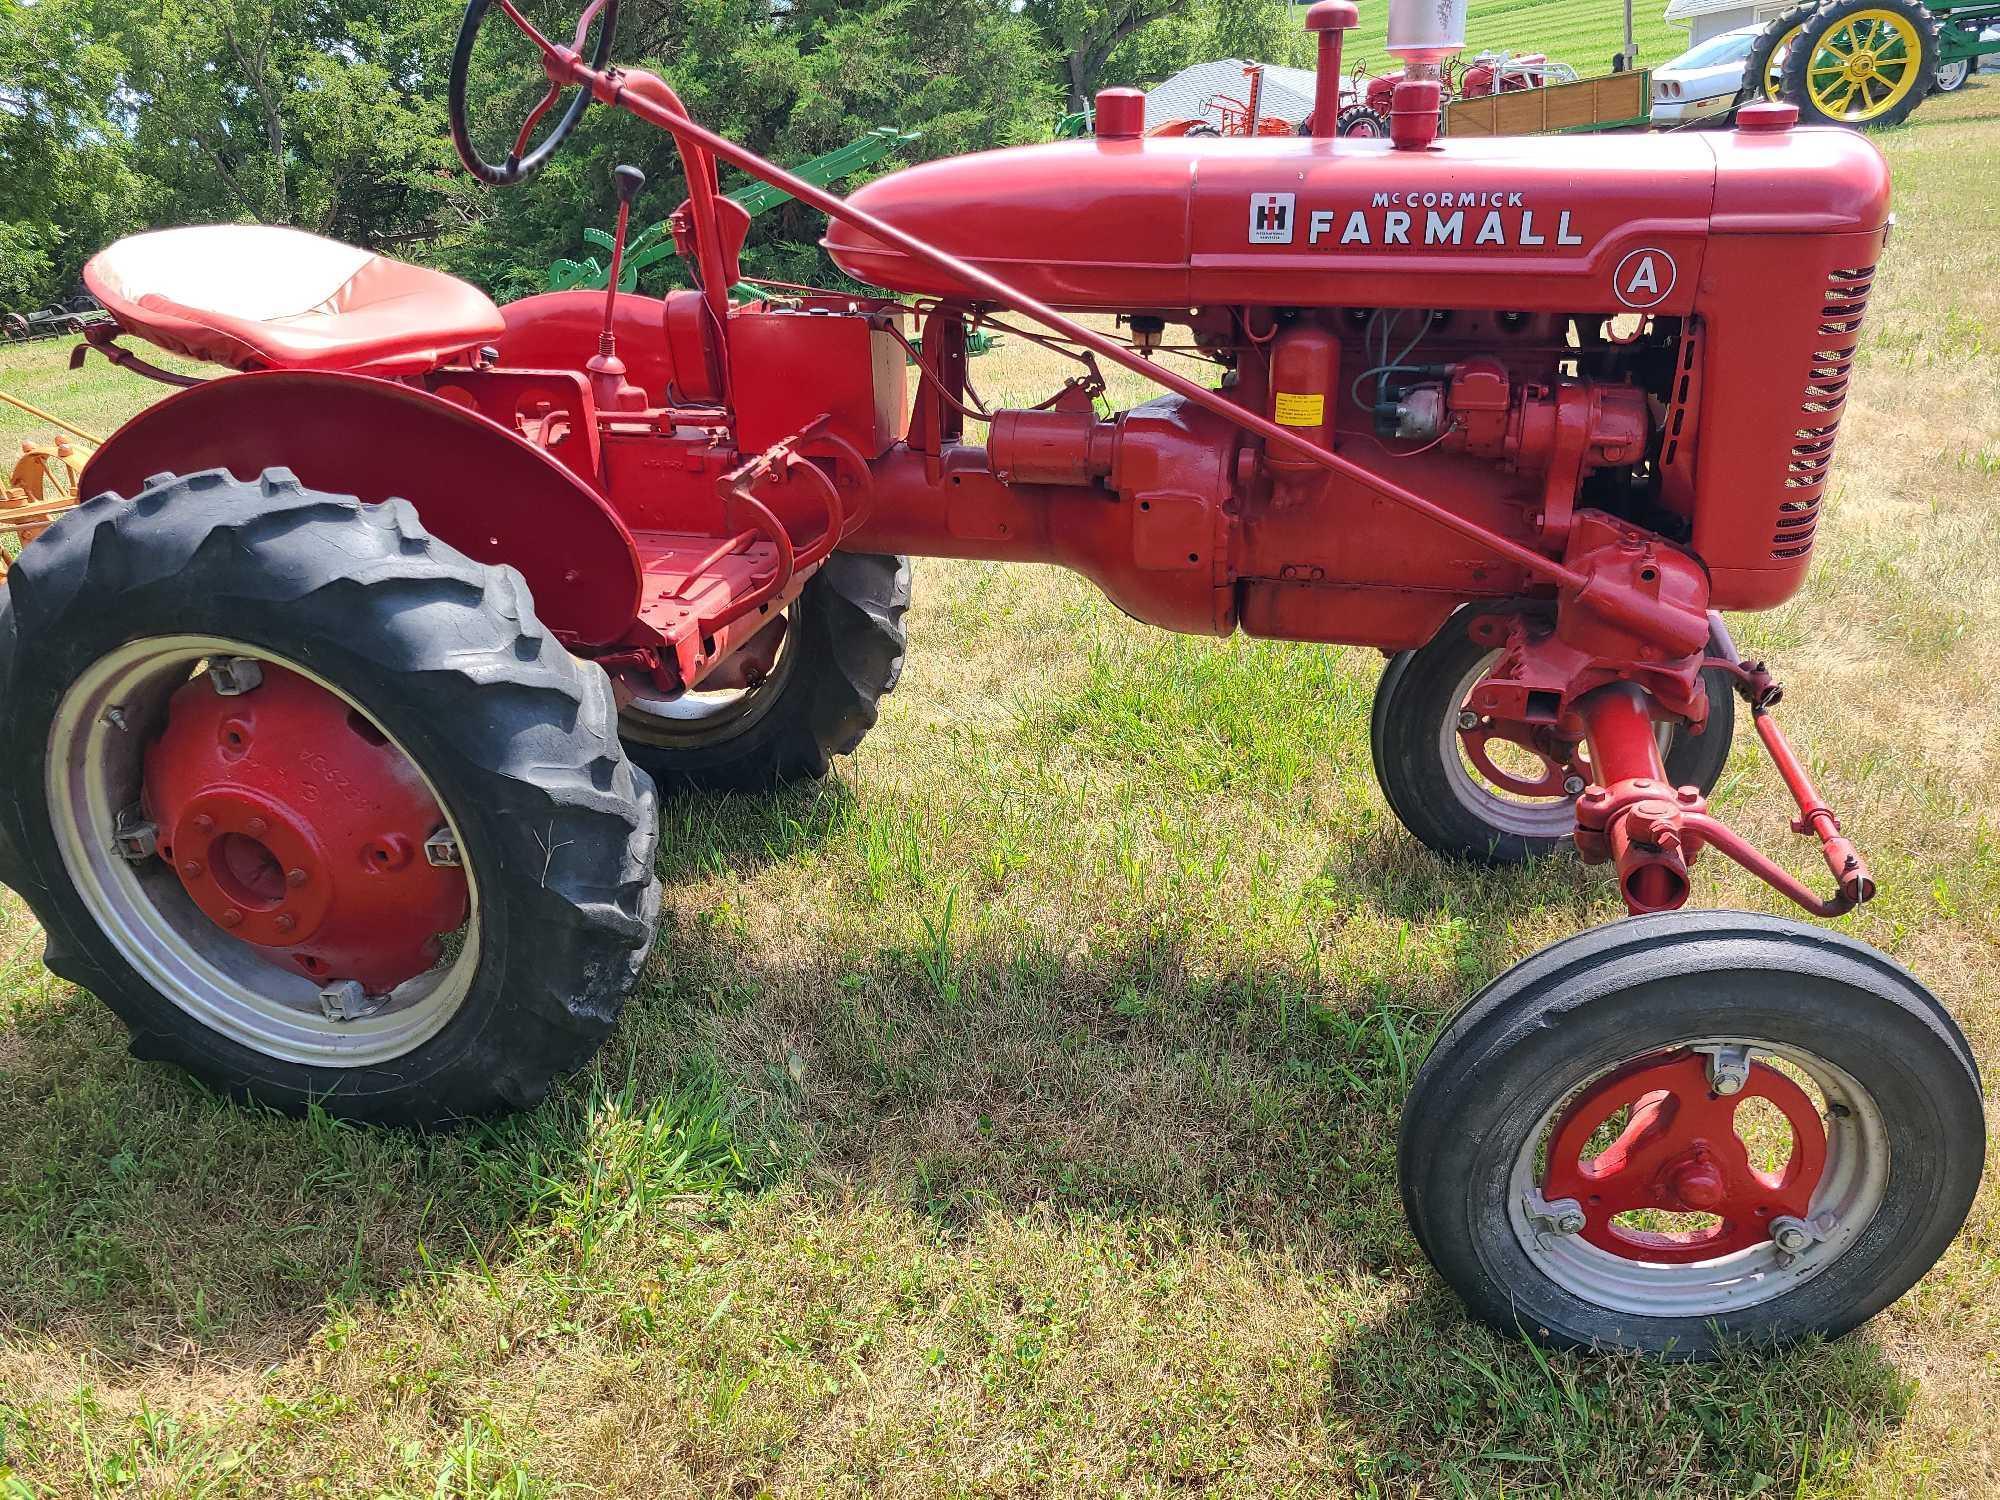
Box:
[1249,192,1295,245]
[1614,246,1677,310]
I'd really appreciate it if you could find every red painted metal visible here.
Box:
[1307,2,1359,136]
[142,665,467,994]
[1094,88,1146,139]
[1573,682,1691,914]
[1544,1050,1828,1264]
[1389,78,1444,150]
[78,370,645,645]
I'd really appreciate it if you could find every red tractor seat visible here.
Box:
[84,225,506,377]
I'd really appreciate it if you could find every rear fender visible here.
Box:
[79,370,643,645]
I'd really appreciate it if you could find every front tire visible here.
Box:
[1400,912,1984,1356]
[618,551,910,794]
[0,469,661,1124]
[1370,610,1736,864]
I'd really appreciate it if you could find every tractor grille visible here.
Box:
[1773,265,1873,560]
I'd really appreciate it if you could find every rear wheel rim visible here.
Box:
[1765,23,1804,98]
[46,635,480,1067]
[1805,11,1925,120]
[1508,1036,1890,1318]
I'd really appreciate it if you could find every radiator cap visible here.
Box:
[1095,88,1146,139]
[1736,100,1798,133]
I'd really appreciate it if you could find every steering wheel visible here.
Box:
[448,0,621,186]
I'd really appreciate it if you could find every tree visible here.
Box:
[1021,0,1180,113]
[0,0,142,307]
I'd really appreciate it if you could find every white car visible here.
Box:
[1650,25,1761,125]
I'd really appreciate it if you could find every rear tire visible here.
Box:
[0,468,660,1124]
[1370,609,1736,864]
[618,551,910,794]
[1400,911,1984,1356]
[1783,0,1939,127]
[1736,2,1820,107]
[1338,104,1391,138]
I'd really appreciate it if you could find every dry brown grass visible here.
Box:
[2,86,1998,1497]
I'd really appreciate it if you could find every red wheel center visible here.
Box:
[1458,710,1579,799]
[141,663,469,996]
[211,831,286,909]
[1543,1050,1828,1263]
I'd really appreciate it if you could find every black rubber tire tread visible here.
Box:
[621,551,910,794]
[1398,910,1984,1356]
[1369,608,1736,865]
[1337,104,1391,137]
[1736,2,1823,106]
[0,468,661,1124]
[1781,0,1940,126]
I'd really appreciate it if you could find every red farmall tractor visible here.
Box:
[2,0,1982,1356]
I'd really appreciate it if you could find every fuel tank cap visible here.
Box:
[1736,100,1798,132]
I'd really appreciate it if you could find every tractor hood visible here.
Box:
[824,126,1890,315]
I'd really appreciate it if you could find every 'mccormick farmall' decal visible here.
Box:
[1251,191,1588,250]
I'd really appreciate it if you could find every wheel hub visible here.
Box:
[1542,1049,1828,1264]
[142,663,467,994]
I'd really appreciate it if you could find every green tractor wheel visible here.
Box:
[1782,0,1941,126]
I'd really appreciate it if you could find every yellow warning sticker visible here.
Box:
[1273,391,1324,427]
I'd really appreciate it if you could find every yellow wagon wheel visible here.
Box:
[1782,0,1940,127]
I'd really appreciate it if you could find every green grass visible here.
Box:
[1343,0,1692,75]
[3,82,1999,1497]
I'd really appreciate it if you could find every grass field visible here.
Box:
[3,84,2000,1497]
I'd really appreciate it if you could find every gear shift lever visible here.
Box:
[587,162,648,412]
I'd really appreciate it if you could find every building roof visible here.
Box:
[1662,0,1758,20]
[1143,59,1323,130]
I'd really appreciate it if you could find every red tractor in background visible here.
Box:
[2,0,1982,1357]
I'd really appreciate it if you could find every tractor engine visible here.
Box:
[824,114,1887,652]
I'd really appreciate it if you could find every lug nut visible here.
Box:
[274,913,296,935]
[1771,1217,1814,1255]
[245,817,268,838]
[181,858,204,878]
[193,814,215,834]
[1554,1208,1586,1235]
[1457,710,1481,732]
[1563,774,1587,796]
[218,908,243,928]
[286,867,308,888]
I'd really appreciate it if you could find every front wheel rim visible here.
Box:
[1507,1037,1890,1319]
[619,608,800,750]
[1437,652,1673,841]
[46,635,481,1067]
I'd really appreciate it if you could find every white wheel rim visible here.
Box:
[620,608,798,746]
[1507,1037,1891,1319]
[46,635,480,1067]
[1437,651,1672,842]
